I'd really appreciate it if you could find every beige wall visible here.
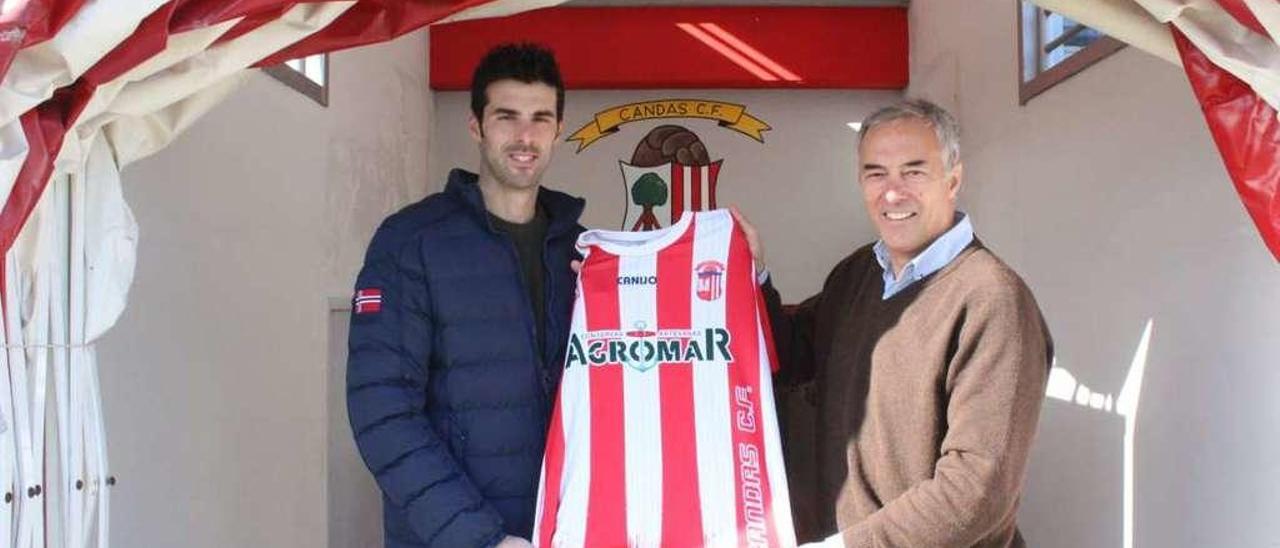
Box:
[430,89,899,298]
[96,32,431,547]
[908,1,1280,547]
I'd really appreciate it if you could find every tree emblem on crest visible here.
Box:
[630,173,668,231]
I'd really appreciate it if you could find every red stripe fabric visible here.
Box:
[580,251,627,545]
[724,222,778,546]
[1212,0,1270,39]
[59,1,186,127]
[253,0,496,67]
[537,383,566,546]
[87,3,180,84]
[1173,28,1280,261]
[656,217,703,546]
[211,6,293,46]
[0,2,181,257]
[0,108,66,257]
[691,164,703,211]
[671,163,685,225]
[707,161,722,210]
[0,0,503,261]
[171,0,299,34]
[0,0,88,83]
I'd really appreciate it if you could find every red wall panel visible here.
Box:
[430,7,908,90]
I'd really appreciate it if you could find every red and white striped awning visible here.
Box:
[0,6,561,543]
[0,0,564,341]
[1032,0,1280,261]
[0,0,1273,340]
[0,3,1272,545]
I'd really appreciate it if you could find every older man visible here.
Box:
[736,99,1052,547]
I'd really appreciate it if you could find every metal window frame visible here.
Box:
[1017,2,1126,105]
[263,53,329,107]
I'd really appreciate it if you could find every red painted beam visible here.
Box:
[430,6,908,90]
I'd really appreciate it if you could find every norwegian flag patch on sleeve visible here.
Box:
[354,288,383,314]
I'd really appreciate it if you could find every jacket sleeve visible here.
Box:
[763,251,863,386]
[346,224,506,547]
[841,282,1052,548]
[761,278,821,386]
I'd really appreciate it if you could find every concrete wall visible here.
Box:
[95,31,431,548]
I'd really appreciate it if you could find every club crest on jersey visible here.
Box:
[695,260,726,301]
[353,288,382,314]
[564,324,733,372]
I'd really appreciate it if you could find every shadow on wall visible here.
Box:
[778,319,1154,547]
[1024,320,1153,548]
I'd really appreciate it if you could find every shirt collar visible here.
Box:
[874,212,974,298]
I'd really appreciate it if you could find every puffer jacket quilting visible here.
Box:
[347,168,584,547]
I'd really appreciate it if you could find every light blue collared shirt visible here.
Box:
[873,212,974,300]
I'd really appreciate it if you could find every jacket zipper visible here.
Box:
[500,234,551,413]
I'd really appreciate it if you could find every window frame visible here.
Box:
[1017,2,1126,105]
[263,53,329,107]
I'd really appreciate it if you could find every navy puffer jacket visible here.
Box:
[347,169,584,547]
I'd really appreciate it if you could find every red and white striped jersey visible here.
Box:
[534,209,795,547]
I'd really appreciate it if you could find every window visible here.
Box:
[1018,2,1125,104]
[264,53,328,106]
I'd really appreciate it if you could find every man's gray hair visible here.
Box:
[859,99,961,170]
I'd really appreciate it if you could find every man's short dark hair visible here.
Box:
[470,43,565,123]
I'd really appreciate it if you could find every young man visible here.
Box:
[736,99,1053,547]
[347,44,583,548]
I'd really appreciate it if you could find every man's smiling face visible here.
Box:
[858,117,963,272]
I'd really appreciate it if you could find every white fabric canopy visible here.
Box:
[0,2,563,545]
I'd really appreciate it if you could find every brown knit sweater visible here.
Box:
[765,240,1052,548]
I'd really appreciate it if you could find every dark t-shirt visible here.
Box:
[490,206,549,355]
